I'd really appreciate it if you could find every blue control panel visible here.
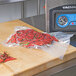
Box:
[56,14,76,28]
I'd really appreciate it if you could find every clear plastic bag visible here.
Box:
[2,26,74,59]
[14,26,31,31]
[42,32,73,59]
[50,32,73,44]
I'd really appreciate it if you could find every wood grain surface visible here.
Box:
[0,20,76,76]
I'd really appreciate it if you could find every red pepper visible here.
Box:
[6,38,12,43]
[4,57,16,62]
[0,52,16,63]
[7,34,17,44]
[7,29,59,48]
[52,36,59,42]
[0,59,3,63]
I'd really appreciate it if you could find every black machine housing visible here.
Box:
[49,4,76,32]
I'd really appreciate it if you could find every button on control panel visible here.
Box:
[70,22,76,25]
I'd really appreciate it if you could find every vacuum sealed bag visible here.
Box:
[42,32,73,59]
[3,26,59,48]
[2,26,73,59]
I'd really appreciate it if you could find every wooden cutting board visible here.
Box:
[0,20,76,76]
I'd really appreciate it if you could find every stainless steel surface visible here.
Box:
[45,0,76,32]
[37,0,40,15]
[24,0,45,18]
[21,1,24,18]
[21,14,46,31]
[0,0,26,4]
